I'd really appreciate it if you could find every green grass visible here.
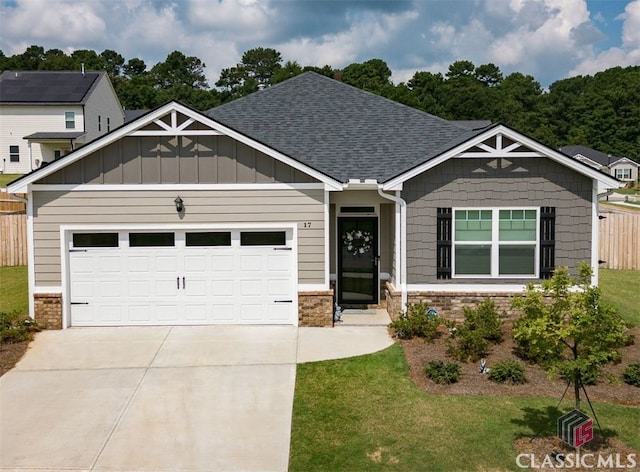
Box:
[0,266,28,314]
[0,174,23,188]
[600,269,640,326]
[290,345,640,471]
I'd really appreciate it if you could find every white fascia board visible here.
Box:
[8,101,343,193]
[382,125,623,191]
[31,183,326,192]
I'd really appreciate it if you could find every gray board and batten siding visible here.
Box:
[37,135,318,185]
[403,156,593,284]
[32,134,325,287]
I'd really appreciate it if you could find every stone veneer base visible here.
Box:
[34,293,63,330]
[386,283,522,321]
[32,290,336,329]
[298,290,334,327]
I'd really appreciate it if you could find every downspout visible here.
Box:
[377,186,407,311]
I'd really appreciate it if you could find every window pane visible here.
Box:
[129,232,175,247]
[186,232,231,246]
[73,233,118,248]
[455,245,491,275]
[240,231,286,246]
[499,245,535,275]
[65,111,75,129]
[499,209,536,241]
[455,210,492,241]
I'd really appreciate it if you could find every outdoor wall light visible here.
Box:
[174,196,184,213]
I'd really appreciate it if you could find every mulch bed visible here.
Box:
[399,322,640,468]
[400,322,640,406]
[0,341,29,376]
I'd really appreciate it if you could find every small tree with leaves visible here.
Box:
[512,263,631,410]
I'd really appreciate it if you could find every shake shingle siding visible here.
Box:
[403,157,592,284]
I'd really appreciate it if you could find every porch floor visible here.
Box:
[336,309,391,327]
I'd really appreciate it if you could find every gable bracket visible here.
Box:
[456,132,544,158]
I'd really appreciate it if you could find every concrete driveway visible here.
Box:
[0,325,393,471]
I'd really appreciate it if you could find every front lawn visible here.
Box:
[600,269,640,326]
[290,344,640,471]
[0,266,28,314]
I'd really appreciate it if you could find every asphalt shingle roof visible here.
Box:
[208,72,486,183]
[0,70,101,104]
[560,145,618,167]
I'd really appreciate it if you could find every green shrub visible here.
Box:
[0,311,39,344]
[446,299,504,363]
[389,302,440,340]
[425,360,461,385]
[622,362,640,387]
[447,328,490,362]
[462,299,504,343]
[488,359,527,385]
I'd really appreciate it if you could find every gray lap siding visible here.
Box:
[403,157,593,284]
[32,188,325,286]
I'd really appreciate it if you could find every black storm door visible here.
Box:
[338,217,378,305]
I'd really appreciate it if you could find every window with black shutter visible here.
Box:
[539,207,556,279]
[436,208,452,279]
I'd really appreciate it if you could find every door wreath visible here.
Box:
[342,229,373,256]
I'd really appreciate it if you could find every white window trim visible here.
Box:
[452,207,540,279]
[65,111,75,129]
[615,168,632,180]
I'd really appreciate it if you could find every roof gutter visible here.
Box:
[377,185,407,313]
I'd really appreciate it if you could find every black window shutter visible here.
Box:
[539,207,556,279]
[437,208,452,279]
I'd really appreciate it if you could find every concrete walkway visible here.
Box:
[0,324,393,472]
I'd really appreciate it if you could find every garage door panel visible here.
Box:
[100,281,122,298]
[211,255,234,270]
[267,254,290,271]
[128,305,151,322]
[100,305,123,322]
[240,280,262,296]
[155,255,178,272]
[70,230,295,326]
[157,305,178,322]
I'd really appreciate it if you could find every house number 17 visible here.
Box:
[303,222,312,228]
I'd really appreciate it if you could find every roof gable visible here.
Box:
[7,101,342,192]
[0,70,102,104]
[384,125,622,192]
[209,72,483,183]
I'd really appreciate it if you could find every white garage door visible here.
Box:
[68,230,296,326]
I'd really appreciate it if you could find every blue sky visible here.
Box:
[0,0,638,87]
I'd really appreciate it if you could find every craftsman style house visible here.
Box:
[7,72,621,329]
[0,70,124,174]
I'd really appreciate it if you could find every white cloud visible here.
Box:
[570,0,640,77]
[1,0,106,51]
[186,0,273,41]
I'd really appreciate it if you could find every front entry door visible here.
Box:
[338,217,378,305]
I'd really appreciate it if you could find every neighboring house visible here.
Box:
[7,72,621,329]
[0,70,124,174]
[561,145,639,183]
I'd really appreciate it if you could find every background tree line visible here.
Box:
[1,45,638,161]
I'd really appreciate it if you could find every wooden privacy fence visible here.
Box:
[599,209,640,270]
[0,213,27,266]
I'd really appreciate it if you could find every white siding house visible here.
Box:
[0,70,124,175]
